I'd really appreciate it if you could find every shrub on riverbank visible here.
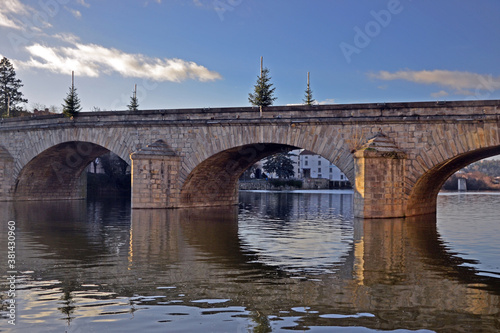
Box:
[268,179,303,188]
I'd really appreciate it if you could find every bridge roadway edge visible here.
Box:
[0,100,499,219]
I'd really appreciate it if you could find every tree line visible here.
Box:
[0,55,306,180]
[1,56,315,119]
[463,159,500,177]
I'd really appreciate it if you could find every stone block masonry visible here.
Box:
[0,100,498,218]
[354,133,407,218]
[130,140,181,209]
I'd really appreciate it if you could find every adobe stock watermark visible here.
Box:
[5,220,17,326]
[213,0,243,21]
[339,0,407,64]
[474,74,499,100]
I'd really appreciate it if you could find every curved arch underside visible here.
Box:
[15,141,111,201]
[406,145,500,216]
[180,143,299,207]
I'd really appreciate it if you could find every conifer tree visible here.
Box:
[303,72,315,106]
[0,57,27,117]
[127,84,139,111]
[248,57,277,111]
[62,72,81,118]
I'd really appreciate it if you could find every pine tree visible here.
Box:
[303,72,315,106]
[0,57,28,117]
[127,84,139,111]
[62,72,81,118]
[248,57,277,109]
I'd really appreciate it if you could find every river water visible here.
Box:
[0,191,499,332]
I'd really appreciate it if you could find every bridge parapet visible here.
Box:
[0,100,498,218]
[0,100,498,131]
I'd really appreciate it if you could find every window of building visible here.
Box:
[318,160,321,165]
[340,175,344,180]
[329,168,332,173]
[318,168,321,173]
[305,160,308,166]
[318,174,322,178]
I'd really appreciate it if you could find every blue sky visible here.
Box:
[1,0,500,111]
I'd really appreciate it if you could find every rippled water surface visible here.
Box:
[0,191,499,332]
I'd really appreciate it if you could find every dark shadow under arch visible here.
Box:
[15,141,128,201]
[180,143,353,208]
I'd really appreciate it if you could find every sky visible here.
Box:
[1,0,500,112]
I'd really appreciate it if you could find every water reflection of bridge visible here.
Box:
[2,200,499,331]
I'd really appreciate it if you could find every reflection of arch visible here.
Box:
[14,141,128,200]
[11,199,130,260]
[403,214,500,296]
[174,206,356,277]
[406,146,500,216]
[7,198,500,330]
[180,143,353,207]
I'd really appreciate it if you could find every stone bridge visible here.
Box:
[0,100,499,218]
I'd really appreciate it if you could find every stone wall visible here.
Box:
[0,100,498,218]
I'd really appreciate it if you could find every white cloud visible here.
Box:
[319,98,335,105]
[52,33,81,44]
[17,42,222,82]
[0,0,30,29]
[430,90,449,98]
[0,0,53,32]
[65,7,82,18]
[77,0,91,8]
[0,12,18,29]
[369,69,500,96]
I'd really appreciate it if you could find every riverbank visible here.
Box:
[239,178,351,191]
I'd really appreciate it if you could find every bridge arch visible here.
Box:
[14,141,129,201]
[179,141,354,208]
[180,143,297,207]
[167,123,356,208]
[406,146,500,216]
[406,122,500,216]
[1,101,497,217]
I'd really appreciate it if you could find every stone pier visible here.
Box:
[130,140,181,209]
[0,100,498,218]
[354,133,407,218]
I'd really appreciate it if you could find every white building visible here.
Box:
[296,150,348,183]
[245,149,349,186]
